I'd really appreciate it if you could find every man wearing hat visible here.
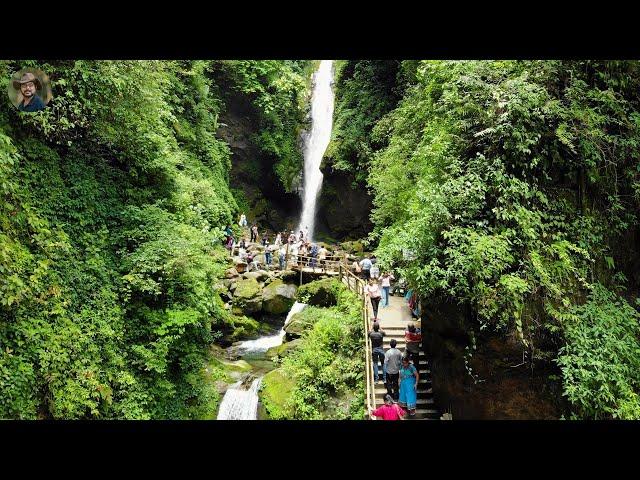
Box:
[13,72,45,112]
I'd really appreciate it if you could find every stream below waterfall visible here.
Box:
[216,302,307,420]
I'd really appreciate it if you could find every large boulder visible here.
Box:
[265,338,303,361]
[259,368,295,419]
[244,270,270,283]
[284,309,319,339]
[297,278,341,307]
[262,279,297,315]
[225,267,239,279]
[231,278,263,316]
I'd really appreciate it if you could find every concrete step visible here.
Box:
[374,387,433,396]
[374,395,434,406]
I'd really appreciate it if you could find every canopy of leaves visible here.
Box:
[0,60,301,419]
[359,60,640,419]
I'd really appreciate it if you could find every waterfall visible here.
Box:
[216,302,307,420]
[297,60,335,241]
[216,378,262,420]
[234,301,307,355]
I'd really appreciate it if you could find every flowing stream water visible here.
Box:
[216,302,307,420]
[297,60,335,241]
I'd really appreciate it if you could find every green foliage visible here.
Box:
[364,60,640,418]
[326,60,405,186]
[557,285,640,419]
[210,60,311,191]
[0,60,261,419]
[265,282,364,419]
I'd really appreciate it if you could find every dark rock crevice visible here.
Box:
[422,297,566,419]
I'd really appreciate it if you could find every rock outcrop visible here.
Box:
[262,279,297,315]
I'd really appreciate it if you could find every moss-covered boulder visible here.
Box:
[265,338,303,360]
[297,278,342,307]
[284,308,322,339]
[340,240,364,255]
[244,270,270,283]
[227,315,261,341]
[260,368,295,419]
[263,279,297,315]
[232,278,263,315]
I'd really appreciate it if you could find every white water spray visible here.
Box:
[216,302,307,420]
[234,301,307,355]
[216,378,262,420]
[297,60,335,241]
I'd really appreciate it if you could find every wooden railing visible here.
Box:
[338,263,377,420]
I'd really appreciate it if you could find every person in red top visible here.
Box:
[369,394,406,420]
[404,323,422,370]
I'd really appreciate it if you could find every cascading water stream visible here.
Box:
[297,60,335,241]
[216,302,307,420]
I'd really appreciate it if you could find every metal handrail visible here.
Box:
[339,263,377,420]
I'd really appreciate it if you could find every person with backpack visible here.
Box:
[368,321,386,383]
[310,243,319,268]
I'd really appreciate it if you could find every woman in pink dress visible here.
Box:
[369,395,406,420]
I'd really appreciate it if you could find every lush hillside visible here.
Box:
[353,60,640,419]
[0,60,307,419]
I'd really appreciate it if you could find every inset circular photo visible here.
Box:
[7,68,52,112]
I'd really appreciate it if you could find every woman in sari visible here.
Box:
[398,356,419,416]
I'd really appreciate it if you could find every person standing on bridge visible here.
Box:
[365,278,382,320]
[369,394,406,420]
[398,356,419,416]
[384,339,403,401]
[368,321,386,383]
[318,244,328,270]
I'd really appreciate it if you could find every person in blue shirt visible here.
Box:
[359,256,372,280]
[14,72,46,112]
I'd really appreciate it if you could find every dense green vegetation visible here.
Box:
[212,60,312,192]
[325,60,408,185]
[4,58,640,420]
[333,60,640,419]
[261,279,364,419]
[0,60,307,419]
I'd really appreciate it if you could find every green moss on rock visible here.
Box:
[260,368,295,419]
[297,278,342,307]
[263,279,297,315]
[232,278,263,315]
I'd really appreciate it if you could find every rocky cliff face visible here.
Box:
[315,164,373,241]
[422,298,566,419]
[216,90,301,232]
